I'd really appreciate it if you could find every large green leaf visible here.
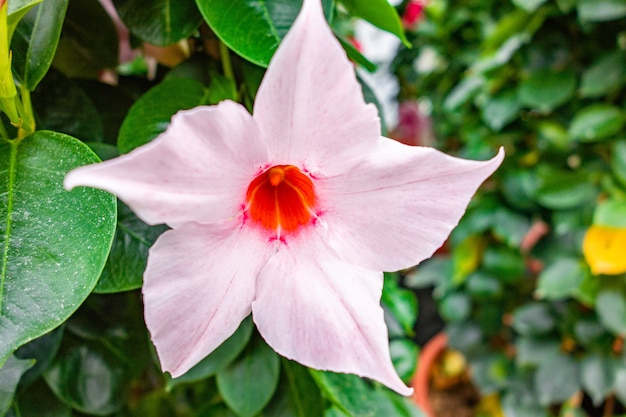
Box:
[340,0,409,47]
[196,0,334,67]
[517,69,576,113]
[117,78,209,153]
[596,289,626,335]
[113,0,203,46]
[568,104,624,142]
[534,353,580,405]
[0,355,34,415]
[536,258,587,300]
[580,51,626,98]
[7,0,42,42]
[216,335,281,417]
[10,0,69,91]
[0,131,116,367]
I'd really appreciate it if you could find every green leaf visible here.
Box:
[169,317,254,388]
[613,140,626,186]
[7,0,42,42]
[44,342,129,415]
[534,353,580,405]
[569,104,624,142]
[515,337,560,367]
[481,90,521,131]
[10,0,69,91]
[0,355,34,415]
[95,201,166,293]
[17,379,71,417]
[217,335,281,417]
[340,0,409,47]
[511,0,548,12]
[263,359,325,417]
[32,70,104,143]
[517,69,576,113]
[512,303,556,336]
[580,51,626,98]
[117,78,208,153]
[482,246,525,283]
[536,167,596,210]
[52,0,118,79]
[113,0,203,46]
[197,0,334,67]
[596,289,626,335]
[577,0,626,21]
[339,36,377,72]
[439,292,471,322]
[311,371,377,417]
[536,258,586,300]
[382,274,417,335]
[389,339,418,382]
[580,353,615,405]
[0,132,116,367]
[14,325,64,385]
[593,198,626,228]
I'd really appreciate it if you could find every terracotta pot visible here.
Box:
[410,332,448,417]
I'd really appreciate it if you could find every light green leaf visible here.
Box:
[7,0,42,42]
[113,0,203,46]
[217,335,281,417]
[117,78,208,154]
[0,131,116,367]
[512,303,556,336]
[569,104,624,142]
[511,0,548,12]
[10,0,69,91]
[593,198,626,228]
[596,289,626,335]
[534,353,580,405]
[481,90,521,131]
[0,355,34,415]
[580,353,615,405]
[577,0,626,21]
[580,51,626,98]
[340,0,409,46]
[536,258,587,300]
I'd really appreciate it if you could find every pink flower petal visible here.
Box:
[319,140,504,272]
[252,231,413,395]
[65,101,269,226]
[143,221,271,377]
[253,0,381,176]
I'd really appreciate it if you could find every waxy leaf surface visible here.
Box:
[0,131,116,366]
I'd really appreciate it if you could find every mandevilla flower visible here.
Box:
[65,0,503,395]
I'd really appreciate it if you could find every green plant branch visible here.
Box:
[219,41,235,83]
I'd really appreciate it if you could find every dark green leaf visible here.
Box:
[169,317,254,388]
[536,258,586,300]
[534,353,580,405]
[466,271,503,300]
[52,0,119,79]
[439,292,471,322]
[569,104,624,142]
[536,167,596,210]
[517,69,576,113]
[95,201,166,293]
[612,140,626,186]
[311,371,377,417]
[10,0,69,91]
[117,78,208,153]
[16,379,71,417]
[0,131,116,366]
[14,325,64,385]
[339,37,377,72]
[580,51,626,98]
[382,274,417,335]
[217,335,280,417]
[7,0,41,41]
[577,0,626,21]
[482,246,525,282]
[44,343,129,415]
[340,0,409,46]
[596,289,626,334]
[113,0,203,46]
[263,359,325,417]
[208,75,238,104]
[197,0,334,67]
[32,70,104,143]
[515,337,560,367]
[0,356,34,415]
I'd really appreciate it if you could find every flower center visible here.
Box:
[246,165,315,233]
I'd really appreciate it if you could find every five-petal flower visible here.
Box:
[65,0,503,395]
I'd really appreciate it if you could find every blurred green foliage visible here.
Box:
[398,0,626,414]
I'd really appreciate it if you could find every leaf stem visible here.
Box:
[219,41,235,82]
[16,85,35,138]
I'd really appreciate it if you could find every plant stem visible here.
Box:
[219,41,234,82]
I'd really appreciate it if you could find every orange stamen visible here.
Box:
[246,165,315,232]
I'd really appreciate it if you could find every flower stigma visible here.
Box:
[246,165,316,233]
